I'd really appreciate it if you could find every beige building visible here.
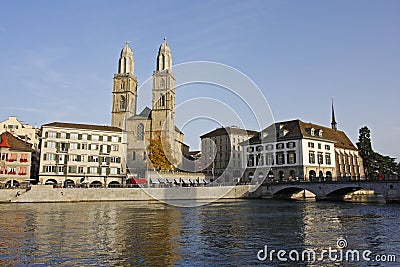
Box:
[0,132,34,187]
[200,126,257,185]
[0,116,40,149]
[240,119,365,183]
[38,122,126,187]
[111,39,188,178]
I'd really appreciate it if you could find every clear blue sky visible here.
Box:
[1,0,399,159]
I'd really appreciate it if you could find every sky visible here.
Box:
[0,0,399,159]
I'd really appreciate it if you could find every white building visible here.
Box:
[240,119,364,183]
[200,126,257,185]
[39,122,127,187]
[0,116,40,149]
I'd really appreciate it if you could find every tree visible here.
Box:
[357,126,399,180]
[147,138,177,171]
[357,126,375,177]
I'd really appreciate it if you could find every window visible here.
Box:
[60,132,67,139]
[92,135,99,141]
[20,154,29,162]
[70,133,79,140]
[318,143,322,149]
[310,128,315,136]
[276,153,285,165]
[247,147,254,153]
[70,155,82,162]
[111,144,119,151]
[48,131,57,138]
[57,166,64,174]
[160,95,165,107]
[110,167,119,175]
[47,141,56,148]
[288,152,296,164]
[81,144,88,150]
[110,156,120,163]
[137,123,144,140]
[45,165,56,173]
[309,152,315,164]
[318,153,324,164]
[132,151,136,160]
[266,153,274,166]
[90,144,99,150]
[60,143,68,152]
[111,136,119,142]
[82,134,88,140]
[325,145,330,150]
[89,167,98,174]
[276,143,284,150]
[160,78,165,88]
[308,142,314,148]
[325,154,331,165]
[70,143,78,150]
[78,166,84,173]
[68,166,77,173]
[120,96,126,110]
[256,154,263,166]
[247,155,254,167]
[287,142,296,149]
[266,144,274,151]
[256,145,263,152]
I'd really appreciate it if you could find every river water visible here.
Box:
[0,199,398,266]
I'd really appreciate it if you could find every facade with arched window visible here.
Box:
[111,40,188,179]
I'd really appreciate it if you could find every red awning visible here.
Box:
[131,178,147,184]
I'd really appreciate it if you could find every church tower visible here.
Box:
[331,98,337,131]
[151,37,175,140]
[111,41,138,129]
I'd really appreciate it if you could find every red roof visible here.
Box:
[0,133,11,148]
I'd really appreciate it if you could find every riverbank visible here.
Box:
[0,184,253,203]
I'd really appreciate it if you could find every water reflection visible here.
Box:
[0,200,398,266]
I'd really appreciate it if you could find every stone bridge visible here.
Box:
[249,181,400,202]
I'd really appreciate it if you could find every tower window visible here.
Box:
[160,95,165,107]
[120,96,126,110]
[121,82,124,89]
[136,123,144,140]
[160,78,165,88]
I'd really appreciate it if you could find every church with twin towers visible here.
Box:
[111,39,188,177]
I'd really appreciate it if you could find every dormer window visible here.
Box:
[310,128,315,136]
[278,129,288,137]
[318,129,323,137]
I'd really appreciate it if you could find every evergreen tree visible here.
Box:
[357,126,399,180]
[357,126,375,177]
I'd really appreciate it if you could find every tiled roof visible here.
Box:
[200,127,258,139]
[42,122,123,132]
[129,107,152,120]
[0,132,33,152]
[242,119,357,150]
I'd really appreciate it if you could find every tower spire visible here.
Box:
[331,98,337,130]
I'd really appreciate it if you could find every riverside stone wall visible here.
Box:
[0,184,251,203]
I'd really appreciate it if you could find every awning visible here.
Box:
[150,178,159,184]
[166,178,174,183]
[174,179,181,184]
[131,178,146,185]
[158,178,166,183]
[181,179,190,184]
[189,179,198,184]
[203,179,210,184]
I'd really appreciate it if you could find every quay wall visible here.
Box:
[0,185,252,203]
